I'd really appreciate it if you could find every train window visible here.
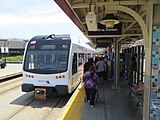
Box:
[46,54,52,63]
[28,54,35,69]
[72,53,77,75]
[84,53,88,63]
[39,54,45,63]
[24,50,68,74]
[78,53,84,66]
[57,53,67,70]
[87,53,91,58]
[58,54,67,62]
[84,53,91,63]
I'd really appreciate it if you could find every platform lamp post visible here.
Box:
[100,13,120,28]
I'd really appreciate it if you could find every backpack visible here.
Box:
[85,79,96,89]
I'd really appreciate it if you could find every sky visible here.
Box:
[0,0,89,42]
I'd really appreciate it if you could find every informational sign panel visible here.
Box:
[5,47,9,53]
[1,47,9,53]
[88,22,122,36]
[1,47,5,53]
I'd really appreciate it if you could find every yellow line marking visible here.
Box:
[60,83,84,120]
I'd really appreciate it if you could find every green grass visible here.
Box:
[6,55,23,62]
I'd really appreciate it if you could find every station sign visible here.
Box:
[88,22,122,36]
[95,37,113,44]
[94,37,112,47]
[96,40,112,44]
[1,47,9,53]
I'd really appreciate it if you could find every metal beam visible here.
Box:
[115,13,134,20]
[72,3,90,9]
[122,34,142,37]
[88,33,142,38]
[88,35,122,38]
[72,1,146,9]
[72,0,83,4]
[123,11,146,33]
[54,0,86,32]
[82,19,136,25]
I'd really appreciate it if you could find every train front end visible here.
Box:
[22,34,71,94]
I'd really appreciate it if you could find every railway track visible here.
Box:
[0,76,71,120]
[0,76,22,94]
[0,72,22,83]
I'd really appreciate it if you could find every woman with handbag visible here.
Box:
[83,64,99,107]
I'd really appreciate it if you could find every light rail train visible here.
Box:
[22,34,95,94]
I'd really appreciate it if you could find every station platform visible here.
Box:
[61,79,143,120]
[0,64,143,120]
[0,63,22,80]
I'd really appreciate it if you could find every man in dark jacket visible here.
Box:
[83,58,94,74]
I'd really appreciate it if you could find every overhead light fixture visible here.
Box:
[85,12,97,31]
[100,14,119,28]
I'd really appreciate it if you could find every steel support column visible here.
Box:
[114,40,120,87]
[137,46,141,85]
[141,46,144,82]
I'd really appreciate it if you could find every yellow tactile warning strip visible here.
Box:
[60,83,85,120]
[0,71,22,80]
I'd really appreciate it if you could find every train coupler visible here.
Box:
[35,88,46,100]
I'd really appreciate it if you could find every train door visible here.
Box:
[72,53,77,75]
[78,53,84,80]
[71,53,78,90]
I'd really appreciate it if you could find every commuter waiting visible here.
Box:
[128,54,137,86]
[96,57,106,84]
[83,58,94,74]
[83,65,99,107]
[104,55,109,80]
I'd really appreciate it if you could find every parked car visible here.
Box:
[0,59,6,69]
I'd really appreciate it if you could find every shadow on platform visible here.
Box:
[80,79,143,120]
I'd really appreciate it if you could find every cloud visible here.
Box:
[0,13,71,26]
[0,0,89,43]
[0,1,71,26]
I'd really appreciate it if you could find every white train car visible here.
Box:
[22,34,95,94]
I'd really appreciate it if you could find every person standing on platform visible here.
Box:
[96,57,106,84]
[83,58,94,74]
[128,54,137,86]
[104,55,109,80]
[83,65,99,107]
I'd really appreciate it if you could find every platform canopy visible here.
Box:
[54,0,158,48]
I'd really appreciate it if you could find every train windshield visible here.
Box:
[24,40,70,74]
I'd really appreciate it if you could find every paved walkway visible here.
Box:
[80,79,143,120]
[0,64,143,120]
[0,63,22,80]
[0,63,22,74]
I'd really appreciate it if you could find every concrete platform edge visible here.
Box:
[60,83,85,120]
